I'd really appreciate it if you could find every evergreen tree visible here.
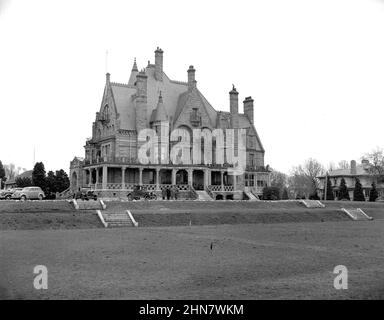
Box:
[369,182,379,202]
[32,162,46,192]
[55,169,70,193]
[338,178,350,200]
[15,176,33,188]
[44,169,70,197]
[353,177,365,201]
[325,177,334,200]
[0,160,6,189]
[282,188,289,200]
[45,171,57,193]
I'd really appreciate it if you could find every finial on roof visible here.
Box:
[106,72,110,83]
[132,58,138,71]
[230,84,238,94]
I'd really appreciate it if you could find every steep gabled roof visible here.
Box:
[152,93,168,122]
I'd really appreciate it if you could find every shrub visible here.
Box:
[262,186,281,200]
[353,178,365,201]
[338,178,350,200]
[369,182,379,202]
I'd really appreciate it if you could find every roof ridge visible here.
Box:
[110,82,134,88]
[169,79,188,85]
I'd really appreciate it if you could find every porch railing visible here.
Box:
[207,185,234,192]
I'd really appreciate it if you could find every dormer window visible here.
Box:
[190,108,201,127]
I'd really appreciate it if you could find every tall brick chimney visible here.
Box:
[135,70,148,133]
[187,65,196,91]
[136,70,148,96]
[350,160,357,175]
[155,47,163,81]
[229,85,239,114]
[243,96,254,124]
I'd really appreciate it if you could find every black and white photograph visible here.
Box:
[1,0,384,309]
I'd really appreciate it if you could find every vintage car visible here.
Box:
[0,188,22,200]
[12,187,45,201]
[127,186,157,201]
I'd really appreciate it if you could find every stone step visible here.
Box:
[195,190,213,201]
[101,211,135,228]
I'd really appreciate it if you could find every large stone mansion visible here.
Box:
[70,48,270,200]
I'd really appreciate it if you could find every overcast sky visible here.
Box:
[0,0,383,174]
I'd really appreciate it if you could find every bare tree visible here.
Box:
[327,162,336,171]
[337,160,350,170]
[364,148,384,183]
[289,158,325,198]
[270,169,288,196]
[4,163,24,181]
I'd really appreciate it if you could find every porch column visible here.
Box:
[95,167,99,186]
[221,171,224,191]
[156,168,160,190]
[84,169,88,187]
[233,174,237,191]
[172,169,176,185]
[89,168,93,186]
[102,165,107,189]
[204,169,209,188]
[188,169,193,186]
[139,168,143,186]
[122,167,126,189]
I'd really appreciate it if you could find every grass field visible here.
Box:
[1,200,384,299]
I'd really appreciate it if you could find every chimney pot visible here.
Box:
[155,47,163,81]
[243,96,254,124]
[188,65,196,91]
[229,85,239,114]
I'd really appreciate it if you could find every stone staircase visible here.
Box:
[244,191,259,201]
[101,212,134,228]
[195,190,214,201]
[341,208,373,221]
[300,200,325,208]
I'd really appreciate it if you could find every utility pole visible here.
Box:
[324,172,328,201]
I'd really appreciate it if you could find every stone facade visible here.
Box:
[70,47,270,199]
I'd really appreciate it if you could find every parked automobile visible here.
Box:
[127,185,157,201]
[0,188,22,200]
[12,187,45,201]
[74,189,98,201]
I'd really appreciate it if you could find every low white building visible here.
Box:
[317,160,384,200]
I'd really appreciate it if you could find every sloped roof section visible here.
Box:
[109,83,136,130]
[153,93,168,122]
[324,166,369,177]
[238,114,265,152]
